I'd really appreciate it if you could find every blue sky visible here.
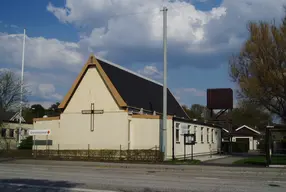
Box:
[0,0,285,109]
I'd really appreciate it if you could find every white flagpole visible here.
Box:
[161,6,168,160]
[18,28,26,146]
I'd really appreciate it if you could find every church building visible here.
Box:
[33,55,222,159]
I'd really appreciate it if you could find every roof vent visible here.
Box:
[128,110,133,115]
[139,108,143,114]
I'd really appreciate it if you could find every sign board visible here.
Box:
[181,124,189,135]
[81,109,104,114]
[28,129,51,136]
[184,133,196,145]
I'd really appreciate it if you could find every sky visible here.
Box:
[0,0,285,109]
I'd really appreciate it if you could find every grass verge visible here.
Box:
[165,159,201,165]
[233,156,286,166]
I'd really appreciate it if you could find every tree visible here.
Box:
[229,11,286,121]
[18,136,33,150]
[30,104,46,118]
[182,104,205,120]
[231,100,273,130]
[47,102,61,116]
[0,70,27,150]
[22,104,46,124]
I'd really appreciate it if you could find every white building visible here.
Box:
[222,125,261,153]
[33,55,222,160]
[0,111,33,149]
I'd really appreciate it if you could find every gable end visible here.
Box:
[58,55,127,111]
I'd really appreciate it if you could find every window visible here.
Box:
[207,128,209,143]
[214,131,217,143]
[1,128,6,137]
[211,129,214,143]
[187,125,191,134]
[175,123,180,143]
[9,129,14,138]
[201,127,204,143]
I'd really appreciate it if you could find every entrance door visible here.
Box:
[235,138,250,152]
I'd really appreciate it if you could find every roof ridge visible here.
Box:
[94,54,163,86]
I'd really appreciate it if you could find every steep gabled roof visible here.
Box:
[0,111,25,123]
[0,111,15,122]
[235,125,261,135]
[59,55,189,119]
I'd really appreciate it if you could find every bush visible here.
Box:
[18,136,33,150]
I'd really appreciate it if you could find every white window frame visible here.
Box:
[187,125,191,134]
[175,123,180,143]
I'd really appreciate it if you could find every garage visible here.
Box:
[234,138,250,153]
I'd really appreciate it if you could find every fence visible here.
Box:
[0,144,163,162]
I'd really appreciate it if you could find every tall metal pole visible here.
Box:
[161,6,168,158]
[18,28,26,146]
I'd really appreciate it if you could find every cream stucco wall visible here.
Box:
[32,66,223,158]
[172,121,221,159]
[34,112,129,150]
[129,117,160,149]
[64,67,121,113]
[34,66,130,150]
[129,117,173,152]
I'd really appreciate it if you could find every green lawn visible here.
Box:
[233,156,286,165]
[165,159,201,165]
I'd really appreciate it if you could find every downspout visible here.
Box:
[172,117,175,160]
[128,119,131,150]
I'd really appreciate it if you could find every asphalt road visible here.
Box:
[0,160,286,192]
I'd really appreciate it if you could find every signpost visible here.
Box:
[28,130,51,136]
[28,129,51,152]
[184,133,196,160]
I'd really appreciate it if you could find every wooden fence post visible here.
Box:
[119,144,122,160]
[58,144,60,159]
[88,144,90,160]
[155,145,157,162]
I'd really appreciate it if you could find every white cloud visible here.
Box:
[174,87,205,106]
[48,0,227,53]
[47,0,286,58]
[28,101,55,109]
[137,65,162,80]
[37,84,63,101]
[175,87,205,98]
[0,33,84,70]
[1,67,67,103]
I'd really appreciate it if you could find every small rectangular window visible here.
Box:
[1,128,6,137]
[211,129,214,143]
[9,129,14,138]
[175,123,180,143]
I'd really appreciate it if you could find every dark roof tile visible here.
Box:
[97,59,189,119]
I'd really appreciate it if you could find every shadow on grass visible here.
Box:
[233,156,266,165]
[164,159,201,165]
[0,178,84,191]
